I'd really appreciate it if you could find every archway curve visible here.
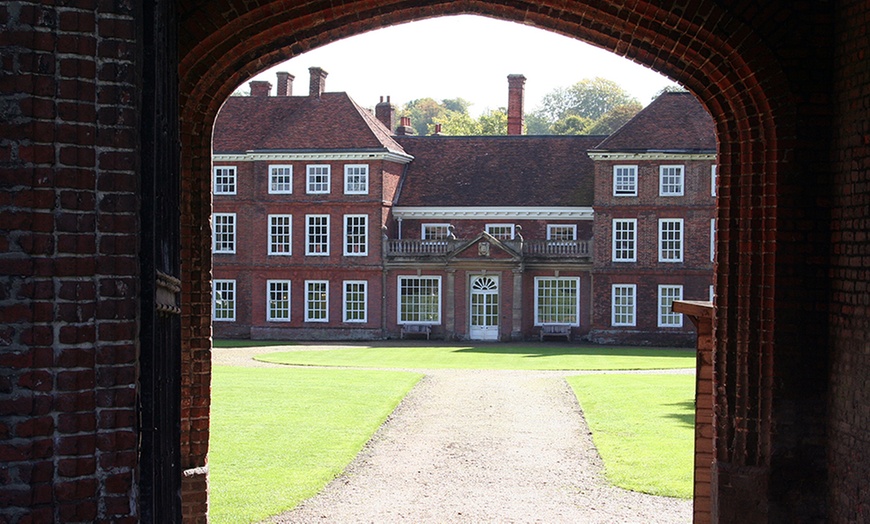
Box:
[176,1,799,520]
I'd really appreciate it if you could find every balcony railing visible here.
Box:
[384,238,592,258]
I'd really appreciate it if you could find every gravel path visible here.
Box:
[214,344,693,524]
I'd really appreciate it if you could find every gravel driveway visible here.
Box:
[214,344,693,523]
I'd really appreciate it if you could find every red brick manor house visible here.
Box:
[211,69,717,346]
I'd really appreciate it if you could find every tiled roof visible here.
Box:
[213,93,406,154]
[593,92,716,152]
[394,135,604,207]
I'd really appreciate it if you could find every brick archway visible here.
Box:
[176,2,828,521]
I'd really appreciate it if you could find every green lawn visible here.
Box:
[255,343,694,370]
[209,365,422,524]
[567,373,695,498]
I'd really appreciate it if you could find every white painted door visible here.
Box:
[470,276,499,341]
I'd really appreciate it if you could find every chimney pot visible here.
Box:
[275,72,294,96]
[395,116,416,136]
[249,80,272,97]
[309,67,328,98]
[507,74,526,135]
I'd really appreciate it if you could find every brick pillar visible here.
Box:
[275,72,293,96]
[673,300,714,524]
[309,67,328,98]
[249,80,271,97]
[375,96,394,131]
[507,74,526,135]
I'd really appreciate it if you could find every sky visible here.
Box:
[247,15,680,116]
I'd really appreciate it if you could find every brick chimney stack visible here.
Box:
[375,96,394,131]
[507,74,526,135]
[249,80,272,97]
[309,67,328,98]
[275,72,294,96]
[395,116,416,136]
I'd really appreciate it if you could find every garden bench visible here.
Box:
[401,324,431,340]
[539,324,571,341]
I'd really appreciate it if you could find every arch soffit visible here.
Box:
[177,0,790,152]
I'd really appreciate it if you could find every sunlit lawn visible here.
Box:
[253,342,694,370]
[567,373,695,498]
[209,365,422,524]
[210,342,695,523]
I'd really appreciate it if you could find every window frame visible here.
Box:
[266,280,291,322]
[546,224,577,241]
[533,276,581,326]
[212,213,236,254]
[657,284,684,327]
[343,280,368,323]
[613,165,638,196]
[305,214,330,256]
[612,218,637,262]
[710,218,716,262]
[343,214,368,256]
[658,218,684,263]
[268,164,293,194]
[611,284,637,327]
[213,165,237,195]
[306,164,331,194]
[212,279,236,322]
[304,280,329,323]
[711,164,718,197]
[268,214,292,256]
[659,165,685,196]
[485,223,515,240]
[344,164,369,195]
[422,223,451,240]
[397,275,442,325]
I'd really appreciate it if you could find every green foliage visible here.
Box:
[257,344,694,370]
[567,374,695,498]
[477,108,508,135]
[585,101,644,135]
[551,114,593,135]
[209,365,422,523]
[529,77,642,135]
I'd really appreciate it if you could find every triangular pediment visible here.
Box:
[447,232,522,262]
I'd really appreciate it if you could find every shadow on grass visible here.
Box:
[452,344,694,359]
[661,400,696,427]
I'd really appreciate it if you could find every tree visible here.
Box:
[434,111,479,135]
[400,98,448,136]
[477,108,507,135]
[442,97,473,114]
[551,114,593,135]
[585,101,643,135]
[528,77,641,135]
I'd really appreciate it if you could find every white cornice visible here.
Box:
[392,206,594,220]
[213,150,414,164]
[587,151,716,161]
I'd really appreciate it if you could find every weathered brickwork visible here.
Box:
[1,2,141,522]
[829,0,870,521]
[2,0,867,522]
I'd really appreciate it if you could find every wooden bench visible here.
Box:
[539,324,571,341]
[401,324,431,340]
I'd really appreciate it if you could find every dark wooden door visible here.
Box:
[138,0,182,521]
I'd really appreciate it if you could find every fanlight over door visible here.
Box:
[470,276,499,341]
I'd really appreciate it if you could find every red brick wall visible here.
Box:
[5,1,866,522]
[828,0,870,520]
[0,2,142,521]
[591,158,716,346]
